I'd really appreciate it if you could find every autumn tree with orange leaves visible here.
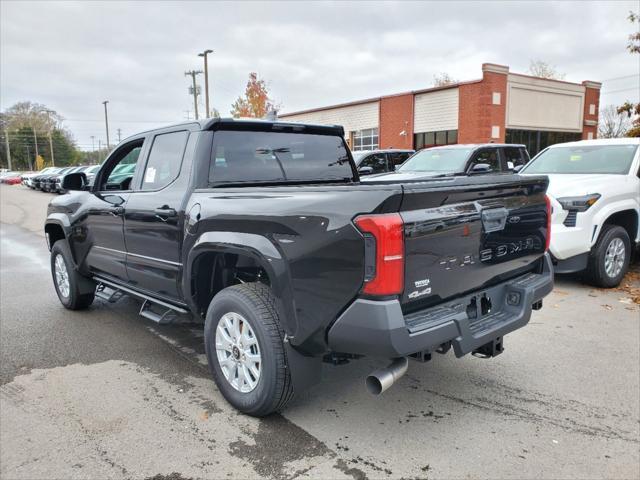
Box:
[231,72,277,118]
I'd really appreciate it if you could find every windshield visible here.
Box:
[398,148,472,172]
[523,144,638,175]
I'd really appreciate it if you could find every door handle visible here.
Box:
[109,206,125,216]
[154,207,177,217]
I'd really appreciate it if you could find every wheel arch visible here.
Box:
[184,232,297,335]
[44,216,70,251]
[602,209,639,246]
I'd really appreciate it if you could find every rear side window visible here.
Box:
[503,147,527,170]
[209,130,353,184]
[360,154,387,173]
[388,152,412,166]
[141,131,189,191]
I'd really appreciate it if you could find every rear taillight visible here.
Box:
[544,195,552,251]
[354,213,404,296]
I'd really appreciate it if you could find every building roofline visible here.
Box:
[280,64,599,119]
[280,80,483,117]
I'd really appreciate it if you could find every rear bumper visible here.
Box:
[328,253,554,358]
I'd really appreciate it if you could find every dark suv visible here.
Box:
[353,149,415,175]
[388,144,530,178]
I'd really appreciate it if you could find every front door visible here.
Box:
[84,138,146,281]
[123,129,192,301]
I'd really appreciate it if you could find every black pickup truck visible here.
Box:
[45,118,553,416]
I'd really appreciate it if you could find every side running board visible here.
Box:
[94,278,189,324]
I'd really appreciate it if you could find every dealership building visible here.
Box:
[280,63,601,156]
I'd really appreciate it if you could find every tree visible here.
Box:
[618,11,640,137]
[231,72,277,118]
[433,72,458,87]
[627,11,640,53]
[527,60,565,80]
[598,105,632,138]
[0,102,80,169]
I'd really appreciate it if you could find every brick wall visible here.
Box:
[379,93,414,149]
[582,81,601,139]
[458,64,508,143]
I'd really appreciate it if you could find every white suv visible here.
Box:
[521,138,639,287]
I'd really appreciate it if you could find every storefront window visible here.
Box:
[352,128,379,151]
[413,130,458,150]
[506,129,582,156]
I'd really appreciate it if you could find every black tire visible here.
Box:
[585,225,631,288]
[50,239,95,310]
[204,283,293,417]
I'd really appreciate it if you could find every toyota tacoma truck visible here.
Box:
[521,138,639,287]
[45,118,553,416]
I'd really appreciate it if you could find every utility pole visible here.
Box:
[102,100,110,149]
[32,126,39,160]
[198,49,213,118]
[98,139,102,161]
[184,70,203,120]
[117,128,122,143]
[91,135,95,152]
[3,127,11,170]
[25,145,32,171]
[44,109,55,166]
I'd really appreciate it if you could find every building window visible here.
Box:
[505,129,582,156]
[352,128,379,151]
[414,129,458,150]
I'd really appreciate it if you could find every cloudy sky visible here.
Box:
[1,0,639,150]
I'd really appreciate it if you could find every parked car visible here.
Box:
[521,138,639,287]
[0,172,22,184]
[50,166,89,193]
[33,167,64,190]
[45,118,552,416]
[23,168,51,188]
[374,143,531,180]
[353,149,415,175]
[42,167,75,192]
[83,165,101,186]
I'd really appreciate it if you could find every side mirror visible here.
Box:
[394,165,401,171]
[469,163,492,174]
[513,164,523,173]
[62,172,87,191]
[358,166,374,176]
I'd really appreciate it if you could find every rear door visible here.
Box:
[123,128,195,301]
[399,177,549,313]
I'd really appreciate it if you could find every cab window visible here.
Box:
[141,131,189,191]
[98,139,144,191]
[360,153,388,173]
[503,147,527,170]
[467,148,501,172]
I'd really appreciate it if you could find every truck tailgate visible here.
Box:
[399,176,549,313]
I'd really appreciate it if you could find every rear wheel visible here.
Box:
[50,240,95,309]
[204,283,293,416]
[586,225,630,288]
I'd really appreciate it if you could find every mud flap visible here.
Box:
[284,343,322,394]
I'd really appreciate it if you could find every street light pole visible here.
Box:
[184,70,203,120]
[102,100,110,149]
[198,49,213,118]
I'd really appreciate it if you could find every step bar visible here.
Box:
[93,276,189,324]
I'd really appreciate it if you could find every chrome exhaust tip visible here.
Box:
[365,357,409,395]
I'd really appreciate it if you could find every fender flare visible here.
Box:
[44,214,71,250]
[184,231,298,336]
[591,201,640,246]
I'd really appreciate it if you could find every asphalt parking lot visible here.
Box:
[1,184,639,480]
